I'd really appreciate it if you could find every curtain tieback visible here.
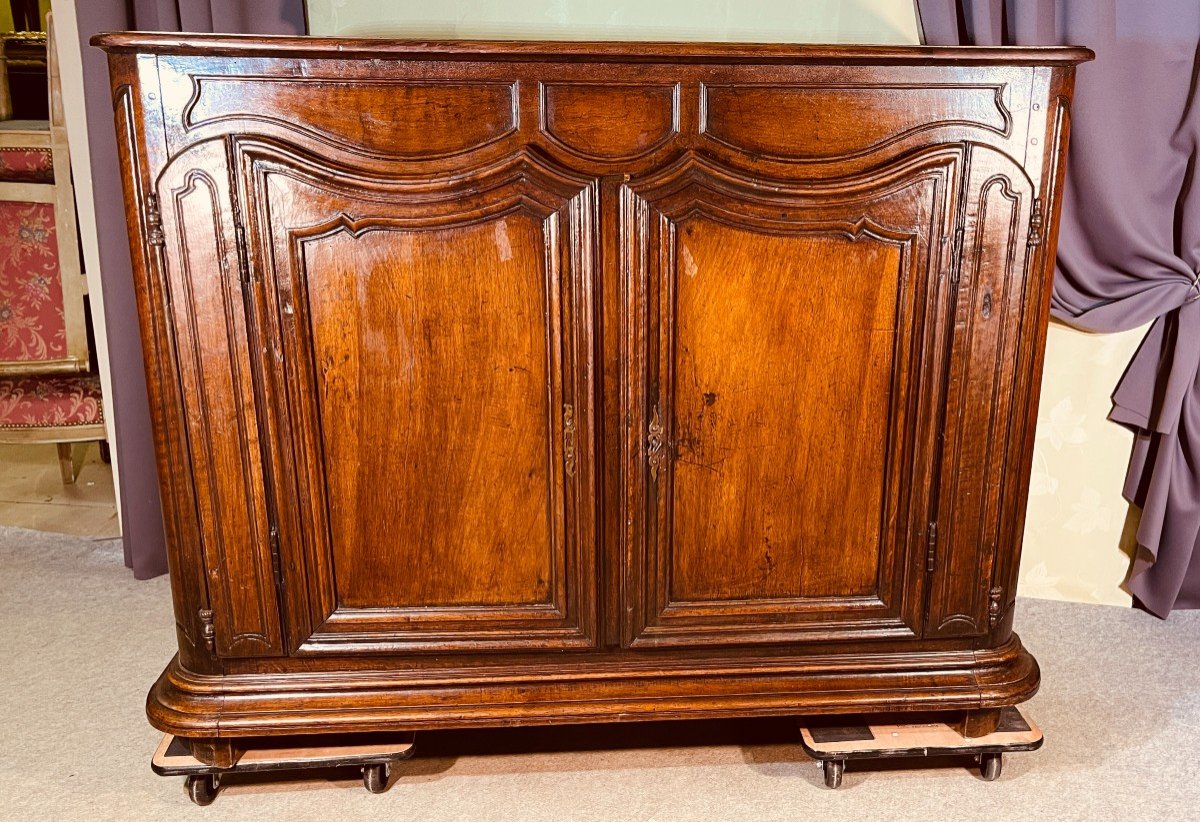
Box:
[1189,269,1200,303]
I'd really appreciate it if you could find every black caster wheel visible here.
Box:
[363,763,390,793]
[822,759,845,789]
[185,774,219,806]
[980,752,1003,781]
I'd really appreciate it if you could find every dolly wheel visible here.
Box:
[186,774,219,806]
[363,763,390,793]
[980,752,1003,782]
[822,759,844,789]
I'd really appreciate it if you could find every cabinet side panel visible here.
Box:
[991,67,1079,636]
[107,53,215,671]
[928,147,1034,638]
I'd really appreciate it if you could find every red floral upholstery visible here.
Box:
[0,373,103,428]
[0,200,65,363]
[0,148,54,184]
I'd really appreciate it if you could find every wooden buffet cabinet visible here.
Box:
[95,33,1091,766]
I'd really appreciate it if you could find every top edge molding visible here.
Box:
[91,32,1093,66]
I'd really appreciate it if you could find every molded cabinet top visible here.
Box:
[92,32,1092,66]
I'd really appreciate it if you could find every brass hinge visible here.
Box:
[988,585,1004,627]
[647,404,666,481]
[926,522,938,572]
[198,607,215,654]
[268,523,282,588]
[563,403,577,477]
[949,227,965,285]
[144,193,165,248]
[1027,198,1044,247]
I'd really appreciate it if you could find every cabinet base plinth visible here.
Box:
[148,636,1039,740]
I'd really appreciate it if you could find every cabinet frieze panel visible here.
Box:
[181,76,519,159]
[701,82,1012,161]
[539,82,680,161]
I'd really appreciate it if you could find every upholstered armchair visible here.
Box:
[0,16,105,483]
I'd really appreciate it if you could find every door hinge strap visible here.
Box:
[926,522,938,572]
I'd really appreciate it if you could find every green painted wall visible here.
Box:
[305,0,921,44]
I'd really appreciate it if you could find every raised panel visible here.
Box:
[701,83,1011,161]
[540,82,679,160]
[185,77,517,158]
[156,141,283,657]
[668,224,899,603]
[623,153,961,648]
[238,147,599,653]
[307,215,559,609]
[927,148,1034,638]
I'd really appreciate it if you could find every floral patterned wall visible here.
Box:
[1019,323,1143,606]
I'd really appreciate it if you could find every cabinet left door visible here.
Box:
[155,141,285,658]
[232,142,600,656]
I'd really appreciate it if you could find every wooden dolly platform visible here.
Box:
[151,732,416,805]
[799,706,1043,788]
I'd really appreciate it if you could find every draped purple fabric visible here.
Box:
[916,0,1200,615]
[73,1,306,578]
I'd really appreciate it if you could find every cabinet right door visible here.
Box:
[925,149,1037,639]
[622,150,964,649]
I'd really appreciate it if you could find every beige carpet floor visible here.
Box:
[1,524,1197,822]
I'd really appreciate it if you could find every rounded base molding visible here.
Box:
[148,635,1040,741]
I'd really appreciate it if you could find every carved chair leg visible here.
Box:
[955,708,1002,739]
[56,442,76,484]
[188,738,244,769]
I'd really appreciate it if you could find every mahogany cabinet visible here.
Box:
[95,33,1091,765]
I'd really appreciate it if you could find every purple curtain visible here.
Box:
[917,0,1200,616]
[73,1,306,578]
